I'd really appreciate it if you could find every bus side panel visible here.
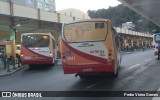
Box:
[104,21,119,72]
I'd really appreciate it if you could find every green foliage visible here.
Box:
[10,31,15,40]
[87,4,160,33]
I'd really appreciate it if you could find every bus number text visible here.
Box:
[67,56,75,60]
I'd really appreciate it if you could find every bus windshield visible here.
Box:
[64,22,107,42]
[154,34,160,43]
[22,34,49,47]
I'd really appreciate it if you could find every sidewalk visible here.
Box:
[122,48,152,53]
[0,61,26,77]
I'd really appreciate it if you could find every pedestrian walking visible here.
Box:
[142,46,145,52]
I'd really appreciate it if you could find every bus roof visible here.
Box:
[64,18,110,25]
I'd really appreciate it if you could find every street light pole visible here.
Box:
[10,24,21,69]
[10,28,16,69]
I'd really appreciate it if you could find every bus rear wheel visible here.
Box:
[29,64,34,69]
[79,75,85,79]
[112,62,120,77]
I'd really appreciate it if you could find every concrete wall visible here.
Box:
[13,4,38,19]
[59,14,74,23]
[40,10,58,22]
[0,1,85,23]
[0,1,10,15]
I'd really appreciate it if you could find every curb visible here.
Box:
[0,65,27,77]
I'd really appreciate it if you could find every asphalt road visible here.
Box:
[0,49,160,100]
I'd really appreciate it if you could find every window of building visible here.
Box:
[37,2,43,9]
[38,0,44,2]
[50,5,54,9]
[28,0,33,4]
[44,3,49,8]
[44,0,49,3]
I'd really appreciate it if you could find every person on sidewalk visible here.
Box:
[1,51,7,69]
[156,43,160,60]
[142,45,145,52]
[16,53,21,67]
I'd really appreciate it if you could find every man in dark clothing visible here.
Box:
[1,51,7,69]
[157,43,160,59]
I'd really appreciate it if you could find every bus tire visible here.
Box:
[79,75,85,79]
[113,62,120,77]
[29,64,34,69]
[113,70,118,77]
[50,63,55,66]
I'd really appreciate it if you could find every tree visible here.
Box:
[87,4,160,33]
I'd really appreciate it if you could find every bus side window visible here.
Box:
[52,39,56,49]
[112,28,119,48]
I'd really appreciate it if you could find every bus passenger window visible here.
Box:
[112,28,119,48]
[52,39,55,49]
[95,23,104,29]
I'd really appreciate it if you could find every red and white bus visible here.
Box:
[61,19,122,78]
[20,33,57,67]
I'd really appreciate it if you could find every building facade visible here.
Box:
[0,0,56,12]
[57,8,90,19]
[122,22,135,30]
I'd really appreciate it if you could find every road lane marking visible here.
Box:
[128,58,154,69]
[86,57,154,89]
[145,58,152,62]
[86,79,106,89]
[152,87,160,100]
[129,64,140,69]
[86,82,100,89]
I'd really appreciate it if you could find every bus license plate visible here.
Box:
[82,68,93,72]
[24,56,31,60]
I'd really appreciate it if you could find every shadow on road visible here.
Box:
[24,64,55,72]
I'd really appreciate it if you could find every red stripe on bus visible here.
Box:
[63,40,108,64]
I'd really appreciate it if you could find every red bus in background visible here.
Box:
[20,33,57,68]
